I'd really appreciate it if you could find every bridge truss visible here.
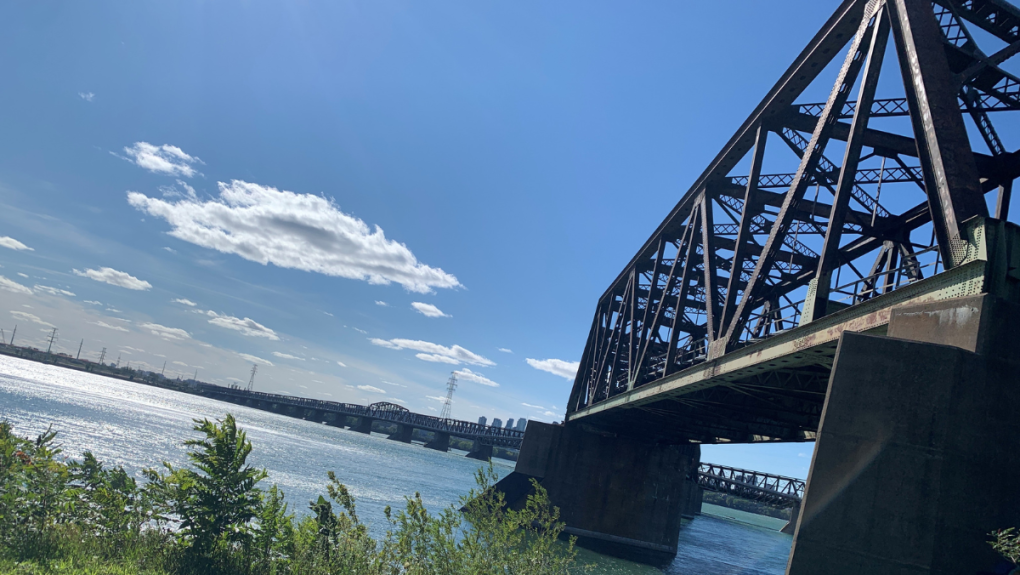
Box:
[567,0,1020,441]
[697,463,805,508]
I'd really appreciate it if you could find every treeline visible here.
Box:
[0,415,581,575]
[702,491,793,521]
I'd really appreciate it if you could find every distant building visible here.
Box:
[506,418,515,429]
[516,419,527,431]
[492,418,503,429]
[478,416,487,426]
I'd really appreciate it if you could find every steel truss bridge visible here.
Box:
[696,464,805,508]
[197,385,524,449]
[566,0,1020,443]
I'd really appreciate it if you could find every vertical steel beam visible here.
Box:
[716,126,768,356]
[724,4,881,348]
[997,180,1013,220]
[700,192,722,344]
[630,238,666,389]
[665,206,703,376]
[808,8,890,322]
[888,0,987,267]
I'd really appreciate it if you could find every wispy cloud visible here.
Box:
[83,300,102,306]
[321,311,334,317]
[120,142,202,178]
[0,276,32,295]
[206,311,279,340]
[454,368,499,388]
[411,302,450,318]
[34,285,75,297]
[522,402,545,409]
[498,348,513,354]
[74,267,152,291]
[0,237,32,251]
[92,321,128,332]
[370,338,495,367]
[172,298,196,307]
[11,311,53,328]
[238,352,274,366]
[139,322,190,340]
[525,358,579,380]
[375,301,388,307]
[128,180,460,293]
[78,92,95,102]
[336,361,347,368]
[357,385,386,394]
[163,247,177,254]
[272,352,304,361]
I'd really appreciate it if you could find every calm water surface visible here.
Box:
[0,355,791,574]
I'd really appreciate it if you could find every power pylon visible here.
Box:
[98,347,107,365]
[45,328,57,354]
[76,339,83,359]
[439,372,458,420]
[247,364,257,391]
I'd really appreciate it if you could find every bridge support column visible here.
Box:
[425,432,451,452]
[787,294,1020,575]
[494,421,700,564]
[780,502,800,536]
[351,416,374,434]
[387,424,413,443]
[465,439,489,460]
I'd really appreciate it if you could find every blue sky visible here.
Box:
[6,0,1007,479]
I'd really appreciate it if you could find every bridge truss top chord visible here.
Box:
[566,0,1020,443]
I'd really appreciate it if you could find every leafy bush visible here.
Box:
[991,528,1020,565]
[0,416,582,575]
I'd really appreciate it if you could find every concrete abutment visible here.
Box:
[387,424,413,443]
[786,293,1020,574]
[495,421,701,564]
[425,432,451,452]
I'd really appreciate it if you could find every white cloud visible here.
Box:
[0,276,33,295]
[74,267,152,291]
[322,311,334,317]
[357,385,386,394]
[139,322,190,340]
[93,321,129,332]
[120,142,202,178]
[526,358,580,380]
[542,411,557,417]
[498,348,513,354]
[206,311,279,340]
[353,327,368,334]
[381,380,407,388]
[163,247,177,254]
[238,352,274,366]
[127,180,460,293]
[159,180,198,200]
[106,308,121,313]
[411,302,450,318]
[425,395,446,402]
[336,361,347,368]
[0,237,32,251]
[370,338,494,367]
[522,402,545,410]
[172,298,197,307]
[78,92,95,102]
[17,273,28,278]
[34,285,75,297]
[454,368,499,387]
[375,301,388,307]
[83,300,102,305]
[272,352,304,361]
[11,311,53,327]
[416,353,460,364]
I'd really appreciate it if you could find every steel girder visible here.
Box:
[568,0,1020,419]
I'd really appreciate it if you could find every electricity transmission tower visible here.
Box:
[76,339,83,359]
[98,348,107,365]
[45,328,57,354]
[439,372,458,420]
[247,364,257,391]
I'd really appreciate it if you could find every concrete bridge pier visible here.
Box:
[387,424,413,443]
[425,432,451,452]
[351,416,374,434]
[465,439,491,460]
[787,293,1020,574]
[780,502,800,536]
[494,421,700,564]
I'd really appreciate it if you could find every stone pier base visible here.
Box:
[787,294,1020,575]
[351,417,374,434]
[425,432,450,452]
[387,424,413,443]
[466,440,492,461]
[494,421,701,564]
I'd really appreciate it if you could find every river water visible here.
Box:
[0,354,793,574]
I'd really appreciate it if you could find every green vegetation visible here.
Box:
[991,528,1020,565]
[701,492,792,521]
[0,415,583,575]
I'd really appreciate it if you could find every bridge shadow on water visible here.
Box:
[667,505,791,575]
